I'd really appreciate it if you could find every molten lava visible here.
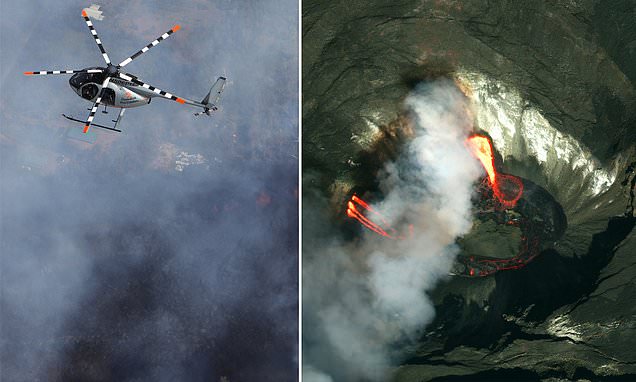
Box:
[346,195,412,239]
[346,195,393,238]
[466,135,523,208]
[466,135,496,184]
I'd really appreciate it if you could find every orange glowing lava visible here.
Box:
[466,134,523,208]
[346,196,392,238]
[345,195,412,239]
[466,135,496,184]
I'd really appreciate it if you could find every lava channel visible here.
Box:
[466,134,523,208]
[346,195,410,239]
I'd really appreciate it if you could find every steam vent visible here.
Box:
[303,1,636,380]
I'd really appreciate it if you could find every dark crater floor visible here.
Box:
[454,176,568,277]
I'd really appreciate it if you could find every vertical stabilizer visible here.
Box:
[202,76,227,107]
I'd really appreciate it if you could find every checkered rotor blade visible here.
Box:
[82,77,111,134]
[118,72,188,105]
[118,25,181,67]
[82,9,111,64]
[23,69,103,76]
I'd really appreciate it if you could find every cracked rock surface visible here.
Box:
[303,0,636,380]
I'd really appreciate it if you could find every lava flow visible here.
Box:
[466,135,523,208]
[346,195,410,239]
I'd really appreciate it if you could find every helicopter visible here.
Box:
[24,7,226,134]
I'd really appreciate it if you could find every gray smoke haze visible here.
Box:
[303,80,482,381]
[1,1,297,381]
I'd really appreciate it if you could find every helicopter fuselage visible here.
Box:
[69,67,153,108]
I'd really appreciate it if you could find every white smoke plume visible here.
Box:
[303,80,483,381]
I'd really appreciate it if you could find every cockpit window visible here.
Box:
[81,84,99,100]
[69,68,105,89]
[87,72,106,84]
[69,74,84,88]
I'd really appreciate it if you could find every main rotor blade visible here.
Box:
[118,72,187,105]
[82,9,111,65]
[83,77,111,134]
[118,25,181,67]
[24,69,103,76]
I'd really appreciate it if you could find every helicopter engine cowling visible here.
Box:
[109,82,150,108]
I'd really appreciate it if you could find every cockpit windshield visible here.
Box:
[69,67,106,89]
